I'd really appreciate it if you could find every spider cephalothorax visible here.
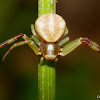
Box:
[39,41,60,60]
[0,13,100,61]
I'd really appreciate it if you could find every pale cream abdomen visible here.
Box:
[35,13,66,42]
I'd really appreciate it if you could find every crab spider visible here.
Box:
[0,13,100,61]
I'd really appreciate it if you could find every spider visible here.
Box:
[0,13,100,61]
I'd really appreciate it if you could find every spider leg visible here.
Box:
[61,38,82,56]
[0,34,39,60]
[81,37,100,52]
[0,33,24,48]
[23,34,39,55]
[61,28,69,38]
[60,37,100,56]
[30,35,41,46]
[59,37,69,47]
[2,40,31,61]
[31,24,41,41]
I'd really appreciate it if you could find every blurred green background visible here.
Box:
[0,0,100,100]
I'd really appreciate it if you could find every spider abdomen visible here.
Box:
[35,13,66,42]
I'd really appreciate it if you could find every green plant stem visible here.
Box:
[38,0,56,16]
[38,60,56,100]
[38,0,56,100]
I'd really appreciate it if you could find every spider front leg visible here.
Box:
[60,37,100,56]
[0,33,39,61]
[0,33,24,48]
